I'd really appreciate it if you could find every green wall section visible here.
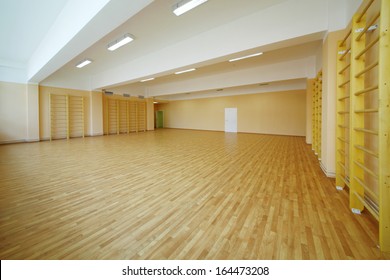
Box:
[156,111,164,128]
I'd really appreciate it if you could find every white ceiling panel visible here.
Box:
[0,0,68,65]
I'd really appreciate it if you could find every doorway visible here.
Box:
[156,110,164,128]
[225,108,237,133]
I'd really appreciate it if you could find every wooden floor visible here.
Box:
[0,129,386,259]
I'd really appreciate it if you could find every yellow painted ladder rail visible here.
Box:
[335,0,389,253]
[378,0,390,253]
[336,26,352,190]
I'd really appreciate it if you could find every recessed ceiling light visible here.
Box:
[107,34,134,51]
[175,68,196,74]
[229,52,263,62]
[140,78,155,82]
[173,0,208,16]
[76,59,92,68]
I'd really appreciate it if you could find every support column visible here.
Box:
[146,98,154,131]
[26,83,39,142]
[321,30,345,177]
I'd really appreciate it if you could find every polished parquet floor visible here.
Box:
[0,129,386,259]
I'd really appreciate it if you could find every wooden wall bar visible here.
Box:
[335,0,389,252]
[312,70,322,159]
[102,93,147,135]
[49,94,85,140]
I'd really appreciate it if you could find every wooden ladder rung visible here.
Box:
[353,191,379,221]
[355,35,380,60]
[341,176,350,188]
[338,124,349,129]
[355,85,378,95]
[356,0,375,23]
[339,47,351,61]
[338,79,351,88]
[338,111,350,114]
[356,11,381,41]
[354,160,379,179]
[338,95,350,101]
[338,63,351,74]
[339,30,352,47]
[337,137,349,144]
[355,61,379,78]
[337,149,346,156]
[354,127,378,135]
[353,176,379,202]
[354,145,379,158]
[338,161,347,171]
[354,108,379,113]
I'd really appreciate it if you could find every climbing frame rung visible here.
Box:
[354,127,378,135]
[354,145,378,158]
[354,85,378,95]
[354,160,379,179]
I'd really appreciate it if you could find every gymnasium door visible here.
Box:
[156,111,164,128]
[225,108,237,133]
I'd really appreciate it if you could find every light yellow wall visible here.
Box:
[0,81,28,143]
[39,86,100,140]
[146,98,155,131]
[26,84,40,141]
[159,90,306,136]
[321,29,345,176]
[90,91,103,136]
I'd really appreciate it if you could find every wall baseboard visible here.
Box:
[0,138,40,145]
[26,138,40,142]
[320,161,336,178]
[164,127,306,137]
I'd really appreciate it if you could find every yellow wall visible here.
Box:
[90,91,103,136]
[146,98,155,131]
[321,29,345,176]
[159,90,306,136]
[39,86,103,140]
[0,81,28,143]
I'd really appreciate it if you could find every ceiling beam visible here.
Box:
[27,0,153,83]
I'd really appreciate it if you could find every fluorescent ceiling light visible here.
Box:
[107,34,134,51]
[76,59,92,68]
[140,78,155,82]
[175,68,196,74]
[173,0,208,16]
[229,52,263,62]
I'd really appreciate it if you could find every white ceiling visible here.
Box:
[41,0,292,85]
[107,40,322,97]
[0,0,68,66]
[0,0,360,100]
